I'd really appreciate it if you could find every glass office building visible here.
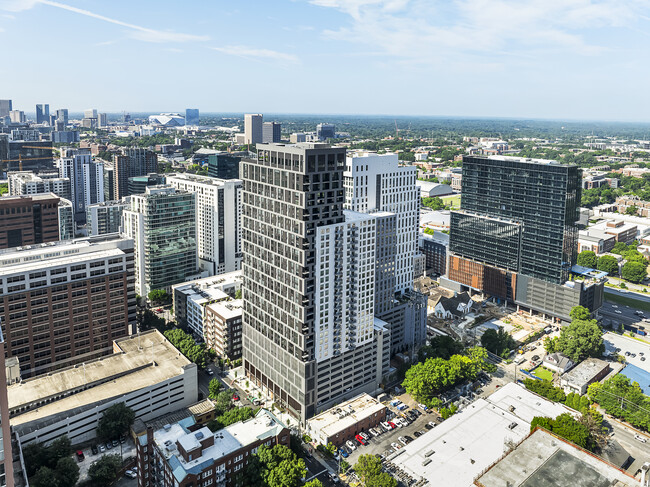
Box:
[453,155,581,285]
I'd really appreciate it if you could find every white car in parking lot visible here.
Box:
[346,440,356,450]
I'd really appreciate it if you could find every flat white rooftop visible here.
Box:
[476,429,639,487]
[389,383,574,487]
[307,393,385,439]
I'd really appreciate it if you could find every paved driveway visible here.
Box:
[76,438,136,483]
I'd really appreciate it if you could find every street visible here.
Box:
[599,300,649,328]
[605,416,650,475]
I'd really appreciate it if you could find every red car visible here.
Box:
[355,434,367,446]
[75,450,85,461]
[232,393,240,401]
[388,421,396,429]
[156,308,163,313]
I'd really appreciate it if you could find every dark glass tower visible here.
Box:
[450,155,581,285]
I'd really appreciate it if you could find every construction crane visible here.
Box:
[1,145,57,173]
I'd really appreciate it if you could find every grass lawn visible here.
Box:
[604,293,650,312]
[441,194,461,208]
[533,367,554,381]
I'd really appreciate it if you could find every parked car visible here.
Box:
[105,442,113,450]
[99,445,106,453]
[339,448,349,458]
[112,439,119,448]
[206,368,214,376]
[388,421,397,429]
[359,432,370,441]
[424,423,434,430]
[75,450,85,461]
[418,403,428,411]
[119,435,126,444]
[398,436,408,446]
[329,473,341,484]
[381,421,391,431]
[391,442,401,450]
[91,445,98,455]
[125,470,137,479]
[369,428,380,437]
[634,434,647,443]
[428,421,437,429]
[414,431,422,438]
[232,393,240,401]
[355,434,367,446]
[346,440,356,451]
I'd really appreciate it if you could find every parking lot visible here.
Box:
[344,405,442,465]
[604,332,650,372]
[76,437,136,483]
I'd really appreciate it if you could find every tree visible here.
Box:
[31,467,58,487]
[480,328,516,357]
[421,197,445,210]
[418,335,463,361]
[569,305,591,321]
[588,375,650,432]
[355,454,397,487]
[88,454,122,487]
[543,336,558,353]
[304,481,323,487]
[208,406,257,431]
[97,402,135,440]
[235,289,242,299]
[244,444,306,487]
[555,308,604,363]
[208,378,223,399]
[611,242,629,255]
[625,205,638,216]
[523,379,566,402]
[597,255,619,275]
[576,250,597,268]
[148,289,169,304]
[55,457,80,487]
[621,260,648,283]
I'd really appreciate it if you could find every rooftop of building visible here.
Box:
[420,230,450,245]
[166,173,242,186]
[206,298,243,320]
[0,234,132,270]
[172,270,243,294]
[307,393,386,438]
[388,383,574,486]
[474,428,638,487]
[482,155,572,167]
[8,330,193,431]
[8,171,68,181]
[561,358,610,387]
[87,200,128,208]
[0,193,59,204]
[590,220,637,234]
[154,409,287,484]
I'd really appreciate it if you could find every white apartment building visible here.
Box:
[166,174,242,275]
[8,171,71,201]
[314,211,378,361]
[344,151,419,294]
[58,147,104,222]
[244,114,263,145]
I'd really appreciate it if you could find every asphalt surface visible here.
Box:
[600,300,649,327]
[605,416,650,475]
[603,332,650,372]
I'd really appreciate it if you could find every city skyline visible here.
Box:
[1,1,649,121]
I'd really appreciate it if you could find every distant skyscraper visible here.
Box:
[241,143,389,424]
[122,186,197,296]
[185,108,199,125]
[244,114,263,145]
[103,166,115,201]
[262,121,281,143]
[56,108,69,125]
[84,108,98,119]
[58,147,104,223]
[0,99,12,118]
[98,113,108,127]
[35,104,49,124]
[113,148,158,199]
[9,110,25,124]
[167,173,242,276]
[316,123,336,140]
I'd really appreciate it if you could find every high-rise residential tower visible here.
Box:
[113,148,158,199]
[58,147,104,223]
[343,151,427,353]
[244,114,263,145]
[122,186,197,296]
[241,143,389,424]
[167,173,242,275]
[0,330,15,487]
[448,155,603,321]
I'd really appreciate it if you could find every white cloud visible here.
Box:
[0,0,209,42]
[309,0,649,62]
[211,45,299,64]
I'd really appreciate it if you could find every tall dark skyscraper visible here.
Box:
[35,103,49,124]
[207,152,242,179]
[185,108,199,125]
[0,99,12,118]
[448,155,602,321]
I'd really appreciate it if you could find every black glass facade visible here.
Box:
[454,156,581,284]
[450,212,521,272]
[208,153,241,179]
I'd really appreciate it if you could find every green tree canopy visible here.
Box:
[148,289,169,304]
[576,251,597,268]
[31,467,58,487]
[621,260,648,283]
[88,454,122,487]
[208,378,223,399]
[97,402,135,440]
[531,413,594,450]
[588,375,650,432]
[23,436,72,478]
[421,197,445,210]
[55,457,80,487]
[611,242,629,255]
[355,454,397,487]
[480,328,516,357]
[555,308,604,362]
[569,305,591,321]
[625,205,638,216]
[418,335,464,361]
[244,444,306,487]
[596,255,619,275]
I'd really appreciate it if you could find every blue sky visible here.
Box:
[1,0,649,120]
